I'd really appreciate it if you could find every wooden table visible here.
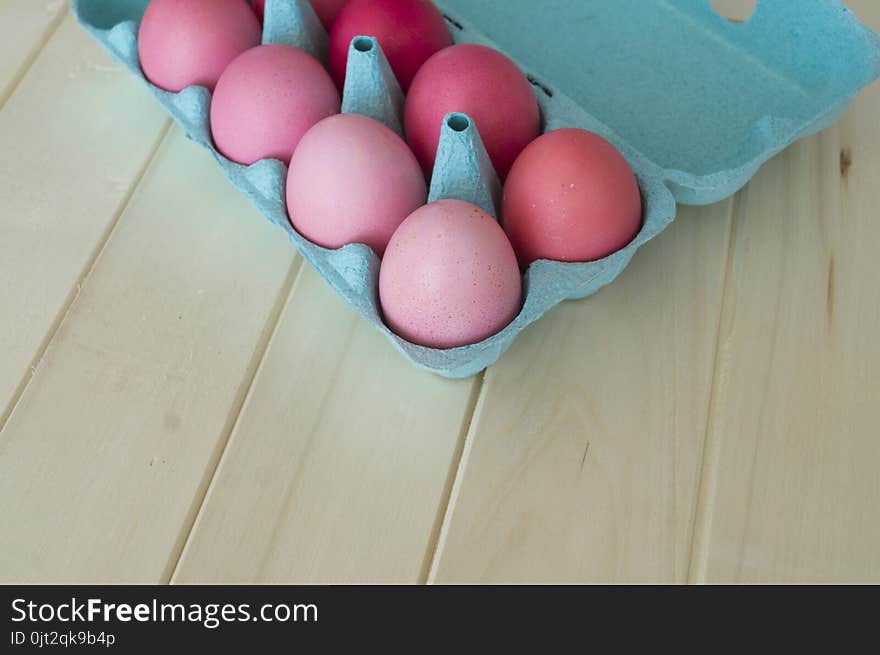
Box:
[1,0,878,584]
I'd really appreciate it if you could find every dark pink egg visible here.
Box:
[502,129,643,267]
[138,0,261,93]
[310,0,351,29]
[328,0,452,92]
[210,45,340,165]
[405,44,540,179]
[253,0,348,30]
[379,200,522,349]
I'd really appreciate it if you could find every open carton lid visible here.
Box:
[436,0,880,204]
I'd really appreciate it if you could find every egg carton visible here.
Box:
[73,0,880,378]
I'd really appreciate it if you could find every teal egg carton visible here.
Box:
[73,0,880,378]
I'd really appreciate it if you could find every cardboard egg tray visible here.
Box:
[74,0,880,377]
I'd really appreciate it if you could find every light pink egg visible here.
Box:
[405,44,540,179]
[210,45,340,165]
[502,128,642,267]
[253,0,348,30]
[287,114,426,257]
[329,0,452,92]
[380,200,522,349]
[138,0,261,93]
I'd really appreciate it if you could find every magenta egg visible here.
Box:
[210,45,340,165]
[405,44,541,179]
[329,0,452,92]
[379,200,522,349]
[138,0,261,93]
[502,128,643,266]
[253,0,348,30]
[287,114,427,257]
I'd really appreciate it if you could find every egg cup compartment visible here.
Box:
[73,0,880,378]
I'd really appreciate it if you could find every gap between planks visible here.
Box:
[419,370,486,583]
[686,185,746,584]
[424,368,493,584]
[0,1,69,112]
[0,119,174,434]
[164,255,304,584]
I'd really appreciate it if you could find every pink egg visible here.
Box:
[210,45,340,165]
[253,0,348,30]
[138,0,261,93]
[329,0,452,92]
[287,114,426,257]
[310,0,351,29]
[405,44,540,180]
[380,200,522,349]
[502,128,642,267]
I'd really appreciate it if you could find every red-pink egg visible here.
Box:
[379,200,522,349]
[287,114,426,257]
[138,0,261,93]
[329,0,452,92]
[405,44,540,179]
[210,45,340,165]
[502,128,642,267]
[253,0,348,30]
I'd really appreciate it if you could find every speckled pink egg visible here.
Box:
[287,114,426,257]
[380,200,522,349]
[405,44,541,179]
[502,128,642,267]
[210,45,340,165]
[253,0,348,30]
[329,0,452,92]
[138,0,261,93]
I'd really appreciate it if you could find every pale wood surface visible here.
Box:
[1,0,878,584]
[430,201,733,583]
[0,0,66,106]
[0,13,168,427]
[174,266,477,584]
[0,128,296,583]
[690,75,880,585]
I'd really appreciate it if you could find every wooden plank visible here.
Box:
[0,15,168,426]
[0,0,67,106]
[0,129,298,583]
[429,200,734,583]
[173,266,477,584]
[690,33,880,581]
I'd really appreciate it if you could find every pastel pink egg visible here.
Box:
[379,200,522,349]
[253,0,348,30]
[502,128,642,267]
[329,0,452,92]
[138,0,261,93]
[287,114,427,257]
[210,45,340,165]
[405,44,540,180]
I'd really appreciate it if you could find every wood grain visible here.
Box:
[430,201,734,583]
[690,68,880,583]
[174,266,477,584]
[0,15,168,426]
[0,0,67,107]
[0,130,297,583]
